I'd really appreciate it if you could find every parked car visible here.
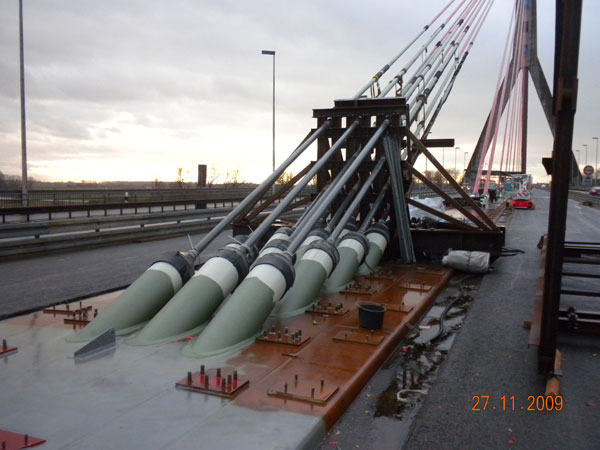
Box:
[590,186,600,195]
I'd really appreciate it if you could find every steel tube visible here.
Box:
[242,120,360,251]
[359,180,390,232]
[325,181,360,232]
[380,0,480,98]
[190,119,331,258]
[352,27,430,99]
[378,23,448,98]
[330,157,387,241]
[351,0,460,99]
[287,121,390,255]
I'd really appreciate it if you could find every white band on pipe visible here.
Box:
[367,232,388,253]
[247,264,287,303]
[338,238,366,264]
[267,232,292,243]
[193,257,239,296]
[301,235,323,247]
[259,247,284,257]
[148,262,183,292]
[301,248,335,276]
[338,229,350,240]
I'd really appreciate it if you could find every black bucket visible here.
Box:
[358,303,386,330]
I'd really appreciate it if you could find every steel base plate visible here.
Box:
[305,303,349,316]
[175,368,249,398]
[0,430,45,449]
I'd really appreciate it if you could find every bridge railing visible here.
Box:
[0,204,306,258]
[0,187,270,208]
[0,187,316,223]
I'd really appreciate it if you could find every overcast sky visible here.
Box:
[0,0,599,184]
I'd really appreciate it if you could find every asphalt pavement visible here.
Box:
[0,230,231,319]
[404,190,600,449]
[318,189,600,449]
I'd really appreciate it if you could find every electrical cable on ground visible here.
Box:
[416,274,480,345]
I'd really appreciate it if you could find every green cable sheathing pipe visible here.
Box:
[67,252,194,342]
[182,253,294,358]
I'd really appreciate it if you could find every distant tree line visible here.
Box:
[0,171,36,189]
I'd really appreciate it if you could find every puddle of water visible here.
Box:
[318,275,481,450]
[373,276,480,443]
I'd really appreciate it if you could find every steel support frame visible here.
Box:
[383,135,415,262]
[311,97,408,243]
[538,0,583,373]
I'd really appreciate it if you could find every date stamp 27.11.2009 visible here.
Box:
[472,395,564,411]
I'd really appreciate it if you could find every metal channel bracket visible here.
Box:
[403,282,432,292]
[43,302,92,316]
[380,302,414,313]
[332,329,386,346]
[267,376,339,405]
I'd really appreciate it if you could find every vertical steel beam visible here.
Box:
[383,135,415,263]
[520,0,531,174]
[539,0,582,372]
[316,117,331,192]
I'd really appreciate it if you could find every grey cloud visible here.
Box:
[1,0,599,182]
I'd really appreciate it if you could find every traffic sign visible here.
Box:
[583,165,594,175]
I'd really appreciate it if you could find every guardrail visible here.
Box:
[0,206,305,258]
[1,197,247,224]
[0,187,262,208]
[1,187,316,224]
[0,184,451,258]
[568,190,600,206]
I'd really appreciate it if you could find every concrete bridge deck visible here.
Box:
[1,189,599,449]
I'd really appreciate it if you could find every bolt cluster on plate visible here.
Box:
[176,366,249,398]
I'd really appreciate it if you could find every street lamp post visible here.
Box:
[464,151,468,171]
[19,0,28,206]
[576,149,580,169]
[593,137,599,183]
[583,143,588,166]
[441,148,445,187]
[261,50,276,190]
[454,146,459,172]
